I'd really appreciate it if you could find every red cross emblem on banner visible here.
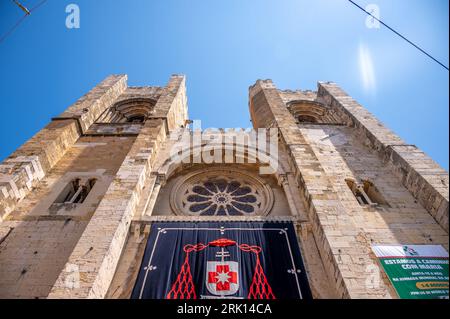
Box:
[206,261,239,295]
[166,238,276,299]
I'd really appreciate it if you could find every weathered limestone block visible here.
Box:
[56,75,128,133]
[278,89,317,105]
[115,86,164,104]
[152,74,188,131]
[0,120,79,221]
[388,145,449,231]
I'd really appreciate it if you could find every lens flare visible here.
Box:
[358,43,376,94]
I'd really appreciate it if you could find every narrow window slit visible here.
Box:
[54,178,97,205]
[345,179,388,207]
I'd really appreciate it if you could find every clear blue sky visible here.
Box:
[0,0,448,169]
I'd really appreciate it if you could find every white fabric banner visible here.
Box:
[372,245,448,258]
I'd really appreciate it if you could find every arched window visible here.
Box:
[287,100,341,124]
[96,98,156,124]
[170,169,274,216]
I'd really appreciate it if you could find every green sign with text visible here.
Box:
[372,245,449,299]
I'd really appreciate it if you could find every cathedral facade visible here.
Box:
[0,75,448,299]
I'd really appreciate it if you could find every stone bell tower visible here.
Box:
[0,75,447,299]
[249,80,448,298]
[0,74,187,298]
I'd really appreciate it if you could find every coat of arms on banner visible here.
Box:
[166,238,275,299]
[206,261,239,295]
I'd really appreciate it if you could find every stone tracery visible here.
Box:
[170,169,274,216]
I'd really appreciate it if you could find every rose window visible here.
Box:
[170,170,274,216]
[186,179,260,216]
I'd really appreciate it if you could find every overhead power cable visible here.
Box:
[0,0,48,44]
[348,0,449,71]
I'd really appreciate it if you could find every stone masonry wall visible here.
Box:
[56,75,128,133]
[317,82,448,233]
[0,136,134,298]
